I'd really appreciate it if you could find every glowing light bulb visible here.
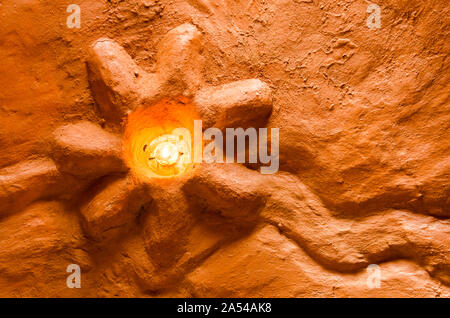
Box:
[154,142,179,166]
[141,133,191,177]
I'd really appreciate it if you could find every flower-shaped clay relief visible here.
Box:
[0,23,449,297]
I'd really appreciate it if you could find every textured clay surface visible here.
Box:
[0,0,449,297]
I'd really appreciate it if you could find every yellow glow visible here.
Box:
[123,97,198,180]
[154,142,179,166]
[137,133,191,177]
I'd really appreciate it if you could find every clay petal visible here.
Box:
[52,121,128,178]
[80,175,151,241]
[87,38,147,122]
[156,23,204,95]
[194,79,273,129]
[183,163,266,222]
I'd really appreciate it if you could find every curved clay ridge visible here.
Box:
[185,163,450,285]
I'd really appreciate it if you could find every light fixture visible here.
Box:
[152,140,179,166]
[144,134,190,176]
[123,97,198,179]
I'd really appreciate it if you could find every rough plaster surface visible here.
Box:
[0,0,449,297]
